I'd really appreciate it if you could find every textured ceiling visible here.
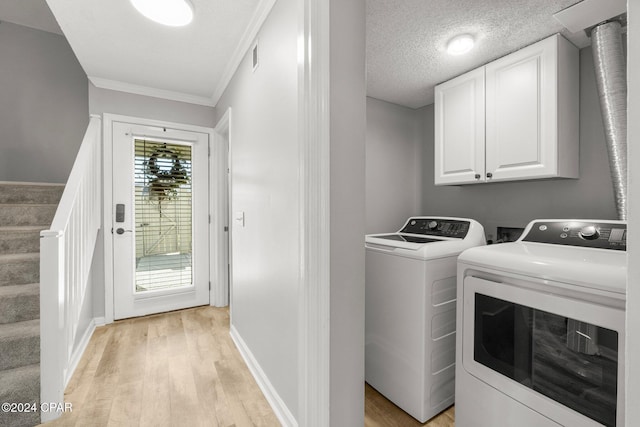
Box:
[366,0,588,109]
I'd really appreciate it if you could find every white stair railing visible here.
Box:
[40,115,102,422]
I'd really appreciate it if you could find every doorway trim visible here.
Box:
[212,108,231,307]
[297,0,331,424]
[103,114,217,323]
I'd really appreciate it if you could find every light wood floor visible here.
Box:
[40,306,454,426]
[40,306,279,427]
[364,384,454,427]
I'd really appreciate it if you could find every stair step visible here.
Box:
[0,227,43,255]
[0,182,60,427]
[0,253,39,287]
[0,319,39,371]
[0,181,64,205]
[0,204,57,227]
[0,283,39,324]
[0,364,40,427]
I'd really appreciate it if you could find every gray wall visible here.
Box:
[366,97,422,234]
[330,0,366,425]
[88,84,216,128]
[214,0,366,423]
[0,21,88,183]
[215,0,300,419]
[367,47,618,240]
[91,230,105,319]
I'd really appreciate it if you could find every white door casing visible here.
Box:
[104,115,211,322]
[212,108,231,308]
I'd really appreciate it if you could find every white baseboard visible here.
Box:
[64,318,97,387]
[229,325,298,427]
[94,317,107,327]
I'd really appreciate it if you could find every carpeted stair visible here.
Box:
[0,182,63,427]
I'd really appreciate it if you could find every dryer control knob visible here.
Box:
[579,225,600,240]
[428,221,438,230]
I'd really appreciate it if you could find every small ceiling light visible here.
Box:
[447,34,475,56]
[130,0,194,27]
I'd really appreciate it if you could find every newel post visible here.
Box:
[39,230,65,423]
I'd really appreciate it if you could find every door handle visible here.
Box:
[115,228,133,235]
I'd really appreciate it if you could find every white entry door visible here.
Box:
[112,121,209,319]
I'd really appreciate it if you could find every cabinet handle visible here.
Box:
[486,172,493,179]
[475,174,481,180]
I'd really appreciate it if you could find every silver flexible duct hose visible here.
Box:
[591,21,627,220]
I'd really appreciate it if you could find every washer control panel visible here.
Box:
[522,220,626,251]
[400,218,470,239]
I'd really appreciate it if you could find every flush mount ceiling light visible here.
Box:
[130,0,194,27]
[446,34,475,56]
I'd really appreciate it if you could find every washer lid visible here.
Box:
[368,233,442,244]
[366,216,487,260]
[365,233,450,252]
[459,242,626,295]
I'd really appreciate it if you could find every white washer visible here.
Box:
[365,216,485,423]
[456,219,626,427]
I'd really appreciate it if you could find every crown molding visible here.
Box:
[210,0,277,105]
[89,76,216,107]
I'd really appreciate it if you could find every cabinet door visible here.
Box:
[485,36,558,182]
[434,67,485,185]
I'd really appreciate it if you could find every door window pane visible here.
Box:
[134,140,192,293]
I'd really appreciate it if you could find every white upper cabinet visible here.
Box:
[434,67,485,185]
[434,34,579,185]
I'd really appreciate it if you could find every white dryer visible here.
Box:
[456,219,626,427]
[365,216,485,423]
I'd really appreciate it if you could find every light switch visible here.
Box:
[234,211,245,227]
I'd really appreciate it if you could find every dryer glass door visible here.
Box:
[462,276,625,427]
[474,293,618,427]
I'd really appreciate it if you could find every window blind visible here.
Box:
[134,139,193,293]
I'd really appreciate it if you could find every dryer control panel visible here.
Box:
[522,220,626,251]
[400,218,470,239]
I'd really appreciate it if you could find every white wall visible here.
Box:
[0,22,88,183]
[366,97,422,234]
[626,0,638,424]
[88,83,215,128]
[215,0,300,420]
[329,0,366,424]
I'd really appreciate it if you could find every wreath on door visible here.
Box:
[144,144,189,203]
